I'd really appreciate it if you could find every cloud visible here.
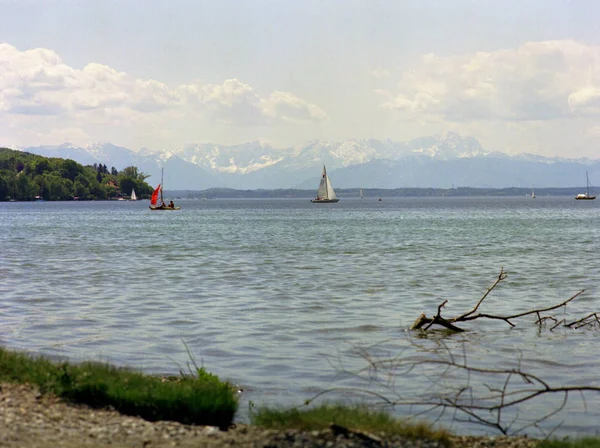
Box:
[0,43,327,127]
[380,41,600,122]
[569,87,600,115]
[264,91,328,124]
[179,79,267,125]
[179,79,328,125]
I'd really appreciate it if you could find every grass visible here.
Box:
[539,439,600,448]
[251,403,452,446]
[0,347,237,429]
[6,345,598,446]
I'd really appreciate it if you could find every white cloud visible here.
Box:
[0,43,328,138]
[381,41,600,122]
[178,79,328,126]
[569,87,600,115]
[264,91,328,124]
[180,79,267,125]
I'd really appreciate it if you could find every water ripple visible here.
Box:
[1,197,599,436]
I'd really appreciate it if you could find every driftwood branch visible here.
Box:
[411,269,591,332]
[311,338,600,436]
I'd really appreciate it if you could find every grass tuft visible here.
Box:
[251,403,451,446]
[0,347,237,429]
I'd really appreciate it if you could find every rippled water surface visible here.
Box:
[1,197,599,436]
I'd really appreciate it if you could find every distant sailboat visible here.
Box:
[531,186,536,199]
[575,171,596,200]
[310,165,340,203]
[149,168,181,210]
[360,188,363,199]
[130,188,137,201]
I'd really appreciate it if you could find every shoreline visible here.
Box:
[0,382,540,448]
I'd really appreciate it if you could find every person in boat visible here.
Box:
[168,200,175,208]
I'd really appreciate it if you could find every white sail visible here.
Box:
[325,174,337,200]
[131,188,137,201]
[317,174,328,199]
[360,188,363,198]
[311,165,340,203]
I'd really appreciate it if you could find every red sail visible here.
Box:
[150,184,161,206]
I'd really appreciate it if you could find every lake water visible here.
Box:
[1,197,599,437]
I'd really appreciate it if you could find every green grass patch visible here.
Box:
[251,403,451,446]
[539,439,600,448]
[0,347,237,429]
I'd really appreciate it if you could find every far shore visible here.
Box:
[3,186,594,202]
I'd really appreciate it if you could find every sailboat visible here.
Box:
[531,186,536,199]
[149,168,181,210]
[130,188,137,201]
[360,188,363,199]
[311,165,340,203]
[575,171,596,200]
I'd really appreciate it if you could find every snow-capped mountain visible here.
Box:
[166,132,487,176]
[17,133,599,189]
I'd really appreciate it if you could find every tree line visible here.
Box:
[0,148,154,201]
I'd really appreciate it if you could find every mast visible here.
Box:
[160,167,164,204]
[586,171,590,197]
[323,165,328,200]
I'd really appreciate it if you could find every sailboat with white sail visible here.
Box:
[531,186,535,199]
[149,168,181,210]
[575,171,596,200]
[311,165,339,203]
[130,188,137,201]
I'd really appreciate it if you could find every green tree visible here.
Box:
[45,174,72,200]
[35,159,50,175]
[73,174,91,199]
[0,175,12,200]
[0,148,153,201]
[61,159,82,182]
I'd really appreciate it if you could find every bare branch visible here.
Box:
[411,269,591,332]
[313,336,600,436]
[453,268,507,321]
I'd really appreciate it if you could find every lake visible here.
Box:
[1,196,599,436]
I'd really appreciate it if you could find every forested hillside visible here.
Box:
[0,148,153,201]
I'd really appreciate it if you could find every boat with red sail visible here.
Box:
[149,168,181,210]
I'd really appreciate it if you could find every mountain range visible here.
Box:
[12,132,600,190]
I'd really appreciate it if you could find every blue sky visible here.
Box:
[1,0,600,158]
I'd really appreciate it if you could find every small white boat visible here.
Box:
[575,171,596,200]
[531,186,536,199]
[130,188,137,201]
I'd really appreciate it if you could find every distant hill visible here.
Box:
[0,148,153,201]
[14,132,600,190]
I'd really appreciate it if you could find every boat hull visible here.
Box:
[575,196,596,200]
[149,206,181,210]
[310,198,340,203]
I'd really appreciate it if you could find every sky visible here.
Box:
[1,0,600,158]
